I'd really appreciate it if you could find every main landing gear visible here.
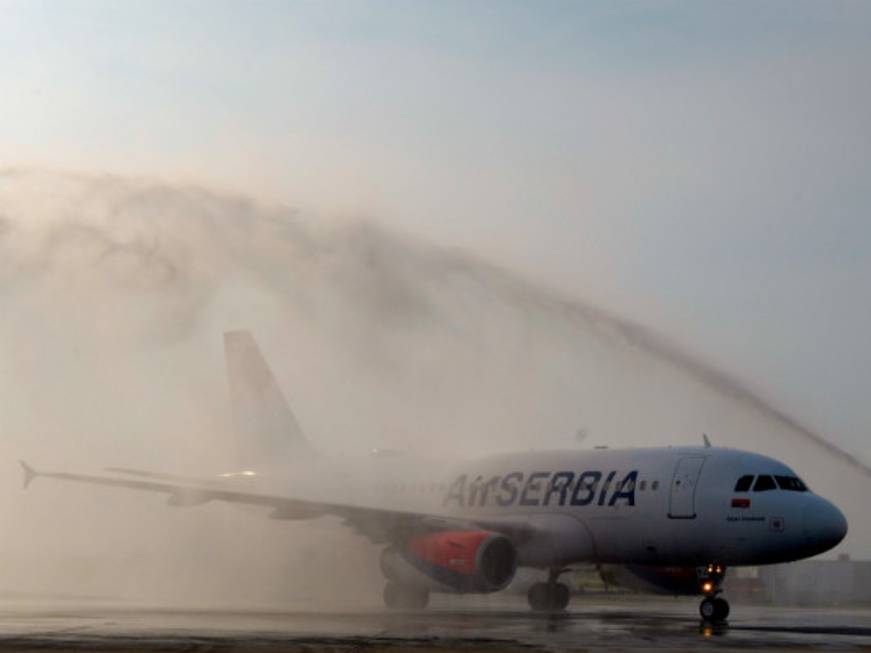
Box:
[383,582,429,610]
[527,567,571,612]
[698,564,729,623]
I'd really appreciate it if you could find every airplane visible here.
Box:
[20,330,848,623]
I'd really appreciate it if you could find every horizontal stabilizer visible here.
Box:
[167,489,214,507]
[20,460,37,490]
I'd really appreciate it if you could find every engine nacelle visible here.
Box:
[380,531,517,593]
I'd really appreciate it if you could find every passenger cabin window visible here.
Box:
[775,476,808,492]
[753,475,777,492]
[734,475,754,492]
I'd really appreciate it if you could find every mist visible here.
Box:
[0,169,867,608]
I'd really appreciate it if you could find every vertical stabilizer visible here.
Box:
[224,330,317,470]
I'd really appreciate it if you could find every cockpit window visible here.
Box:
[753,475,777,492]
[775,475,808,492]
[734,475,754,492]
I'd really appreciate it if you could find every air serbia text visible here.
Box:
[443,470,639,508]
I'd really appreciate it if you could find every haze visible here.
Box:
[0,1,869,606]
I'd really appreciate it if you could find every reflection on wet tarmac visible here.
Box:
[0,595,868,651]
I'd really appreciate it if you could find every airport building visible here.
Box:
[559,558,871,606]
[735,558,871,606]
[678,557,871,606]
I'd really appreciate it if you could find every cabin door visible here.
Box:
[668,456,706,519]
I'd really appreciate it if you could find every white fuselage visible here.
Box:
[292,446,847,570]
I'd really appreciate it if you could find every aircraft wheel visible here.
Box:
[712,597,730,621]
[528,582,570,611]
[383,582,429,610]
[699,596,729,622]
[551,582,571,611]
[527,582,550,611]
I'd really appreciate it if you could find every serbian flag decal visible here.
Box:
[731,498,751,509]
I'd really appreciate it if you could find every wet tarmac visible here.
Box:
[0,595,868,652]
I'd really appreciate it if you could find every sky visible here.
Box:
[1,0,870,460]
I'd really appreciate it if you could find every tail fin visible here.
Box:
[224,330,318,470]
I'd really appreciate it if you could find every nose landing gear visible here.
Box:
[699,596,729,621]
[698,564,729,622]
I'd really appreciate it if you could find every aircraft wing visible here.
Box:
[19,461,535,546]
[18,333,541,546]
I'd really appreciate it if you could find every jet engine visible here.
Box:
[380,530,517,593]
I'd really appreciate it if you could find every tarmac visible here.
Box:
[0,594,868,652]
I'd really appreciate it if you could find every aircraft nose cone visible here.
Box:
[803,497,848,554]
[825,503,849,547]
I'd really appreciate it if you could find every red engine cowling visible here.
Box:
[380,531,517,593]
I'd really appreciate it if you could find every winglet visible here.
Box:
[20,460,37,489]
[702,434,712,448]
